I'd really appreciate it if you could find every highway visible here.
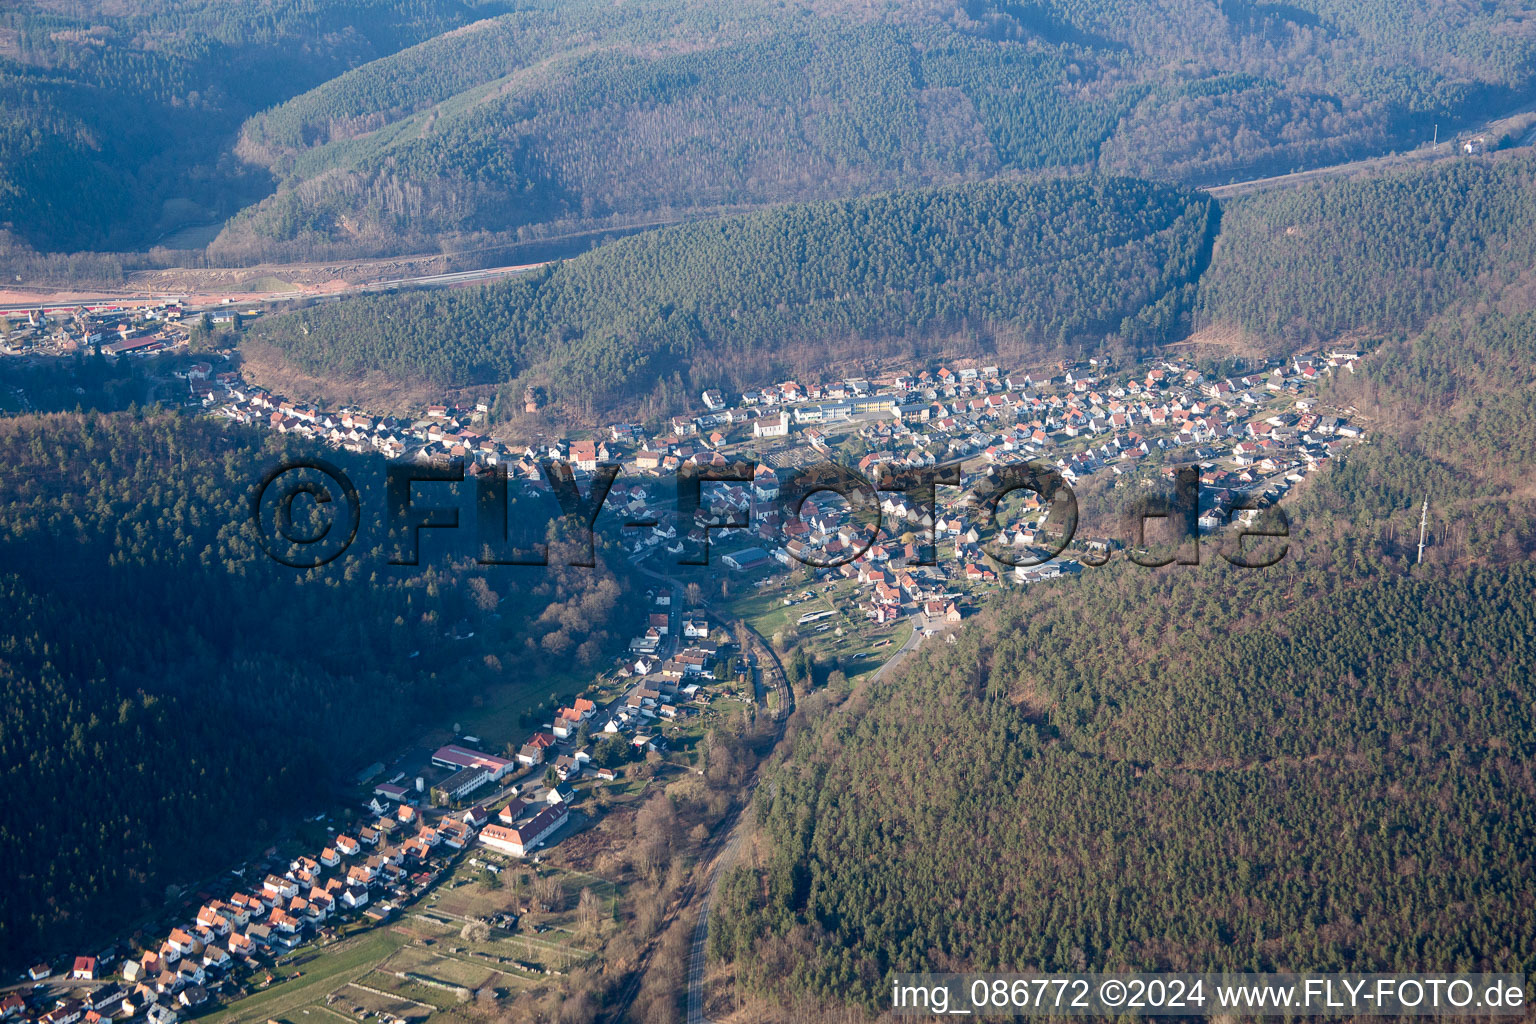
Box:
[0,261,550,317]
[12,96,1536,317]
[353,261,549,293]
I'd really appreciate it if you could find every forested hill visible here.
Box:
[0,410,629,968]
[708,311,1536,1007]
[205,0,1536,261]
[242,154,1536,421]
[0,0,521,253]
[715,563,1536,1002]
[1199,153,1536,347]
[249,177,1214,417]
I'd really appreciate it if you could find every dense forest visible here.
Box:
[715,564,1536,1001]
[708,307,1536,1009]
[207,0,1536,261]
[248,177,1215,416]
[3,0,1525,261]
[1321,310,1536,561]
[215,8,1138,260]
[0,410,631,967]
[0,0,518,252]
[1198,154,1536,346]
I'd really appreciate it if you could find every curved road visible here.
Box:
[605,555,793,1024]
[681,614,790,1024]
[682,611,919,1023]
[636,546,921,1024]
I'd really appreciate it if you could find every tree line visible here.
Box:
[1197,155,1536,345]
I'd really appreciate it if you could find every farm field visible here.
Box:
[201,863,623,1024]
[202,930,412,1024]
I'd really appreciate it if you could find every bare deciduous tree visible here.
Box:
[576,886,602,937]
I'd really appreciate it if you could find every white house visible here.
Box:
[477,803,569,857]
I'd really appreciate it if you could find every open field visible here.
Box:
[799,616,912,682]
[350,966,473,1009]
[451,664,599,747]
[425,875,520,921]
[728,572,910,683]
[835,620,915,681]
[385,945,505,990]
[203,929,411,1024]
[728,581,821,641]
[332,980,436,1021]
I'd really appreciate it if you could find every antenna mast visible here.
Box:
[1416,495,1430,564]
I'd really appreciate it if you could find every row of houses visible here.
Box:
[37,803,482,1024]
